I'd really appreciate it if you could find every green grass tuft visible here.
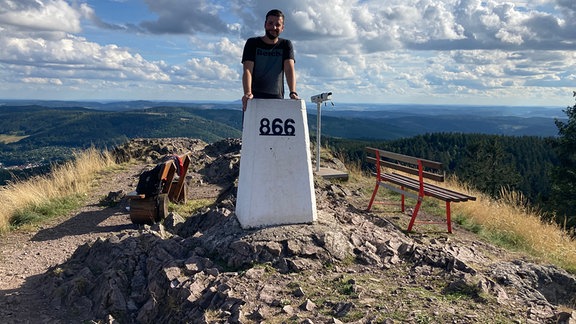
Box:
[10,195,84,229]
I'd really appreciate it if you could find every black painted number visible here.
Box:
[259,118,296,136]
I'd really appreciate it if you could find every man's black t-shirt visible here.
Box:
[242,37,295,99]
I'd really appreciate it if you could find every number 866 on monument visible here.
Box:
[258,117,296,136]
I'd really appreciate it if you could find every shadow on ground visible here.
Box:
[31,201,137,242]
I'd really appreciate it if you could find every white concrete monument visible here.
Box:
[235,99,317,229]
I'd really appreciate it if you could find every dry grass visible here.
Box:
[446,177,576,273]
[0,148,116,233]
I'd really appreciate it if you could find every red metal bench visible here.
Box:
[365,147,476,233]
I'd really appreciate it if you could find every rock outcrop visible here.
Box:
[42,138,576,323]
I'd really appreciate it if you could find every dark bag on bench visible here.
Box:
[136,164,164,196]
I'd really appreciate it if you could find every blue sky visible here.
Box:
[0,0,575,106]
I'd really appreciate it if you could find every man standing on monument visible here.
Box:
[241,9,300,111]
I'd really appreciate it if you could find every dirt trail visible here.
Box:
[0,164,145,322]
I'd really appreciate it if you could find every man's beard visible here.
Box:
[265,30,279,40]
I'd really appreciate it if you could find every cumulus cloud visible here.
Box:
[182,57,238,81]
[235,0,573,105]
[0,0,172,89]
[0,0,82,33]
[0,35,171,83]
[22,77,63,85]
[276,0,575,52]
[139,0,229,34]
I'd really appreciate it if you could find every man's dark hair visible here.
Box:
[266,9,284,20]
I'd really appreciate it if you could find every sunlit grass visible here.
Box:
[9,195,85,228]
[0,148,116,232]
[169,198,215,216]
[446,177,576,273]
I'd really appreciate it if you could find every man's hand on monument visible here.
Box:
[242,93,253,111]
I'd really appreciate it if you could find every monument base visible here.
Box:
[235,99,317,229]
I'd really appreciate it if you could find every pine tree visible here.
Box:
[460,137,521,198]
[550,91,576,230]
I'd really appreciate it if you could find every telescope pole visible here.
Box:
[316,101,321,172]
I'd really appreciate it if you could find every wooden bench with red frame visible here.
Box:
[127,153,191,224]
[365,147,475,233]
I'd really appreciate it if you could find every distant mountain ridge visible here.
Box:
[0,100,565,168]
[0,99,234,112]
[0,99,566,117]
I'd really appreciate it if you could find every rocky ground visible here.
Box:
[0,138,575,323]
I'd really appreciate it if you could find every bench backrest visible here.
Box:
[156,153,190,195]
[169,153,191,203]
[365,147,445,182]
[158,161,177,194]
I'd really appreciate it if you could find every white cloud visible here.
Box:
[291,3,357,38]
[140,0,229,34]
[177,57,239,82]
[0,0,82,33]
[0,33,170,81]
[22,77,63,85]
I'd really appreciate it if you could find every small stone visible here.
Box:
[282,305,294,315]
[243,268,266,280]
[205,268,219,277]
[293,287,305,297]
[333,302,354,317]
[249,306,268,321]
[299,299,316,312]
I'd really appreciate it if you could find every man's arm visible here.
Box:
[242,61,254,111]
[284,59,299,99]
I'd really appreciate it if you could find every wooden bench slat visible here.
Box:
[388,173,476,202]
[366,147,443,169]
[366,154,445,182]
[380,173,456,201]
[386,173,476,202]
[383,174,458,202]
